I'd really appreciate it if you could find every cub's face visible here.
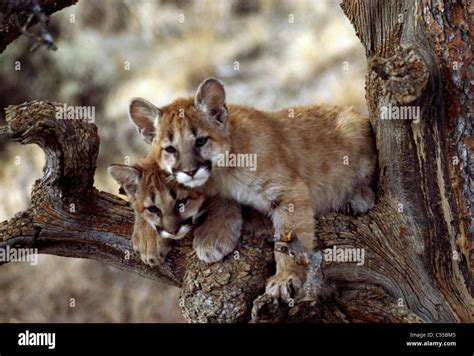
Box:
[108,164,206,240]
[129,78,230,188]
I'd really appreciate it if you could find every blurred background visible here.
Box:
[0,0,366,322]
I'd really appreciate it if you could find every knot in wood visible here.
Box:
[369,46,429,105]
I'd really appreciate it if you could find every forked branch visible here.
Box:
[0,101,425,323]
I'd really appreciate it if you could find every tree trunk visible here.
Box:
[0,0,472,323]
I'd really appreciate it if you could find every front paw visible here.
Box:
[193,218,241,263]
[132,230,171,267]
[265,272,303,303]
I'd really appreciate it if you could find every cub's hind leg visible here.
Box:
[265,180,315,302]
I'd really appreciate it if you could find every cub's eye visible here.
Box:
[147,205,161,216]
[195,137,208,147]
[176,198,189,210]
[164,146,176,153]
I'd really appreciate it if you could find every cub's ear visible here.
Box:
[107,164,142,197]
[129,98,161,144]
[194,78,228,129]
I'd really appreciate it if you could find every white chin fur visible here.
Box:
[183,177,209,188]
[160,230,174,239]
[177,225,191,238]
[175,172,192,184]
[164,163,173,174]
[194,166,210,180]
[160,225,191,240]
[175,167,210,187]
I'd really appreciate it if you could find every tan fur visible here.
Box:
[132,213,172,266]
[129,78,376,300]
[192,195,242,263]
[108,155,241,264]
[108,157,204,265]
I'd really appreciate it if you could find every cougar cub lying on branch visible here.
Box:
[127,77,376,301]
[108,156,242,266]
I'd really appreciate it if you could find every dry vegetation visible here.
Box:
[0,0,366,322]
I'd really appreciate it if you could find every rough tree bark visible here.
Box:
[0,0,472,323]
[0,0,78,52]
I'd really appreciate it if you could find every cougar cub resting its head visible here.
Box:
[108,158,205,266]
[128,78,376,302]
[108,156,242,266]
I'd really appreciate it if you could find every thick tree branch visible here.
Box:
[0,101,284,322]
[0,0,471,323]
[0,101,425,323]
[0,0,78,53]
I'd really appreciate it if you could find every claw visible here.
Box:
[265,274,303,303]
[345,202,354,215]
